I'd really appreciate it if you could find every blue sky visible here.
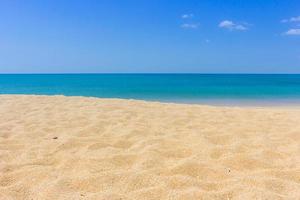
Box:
[0,0,299,73]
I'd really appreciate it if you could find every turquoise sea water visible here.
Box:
[1,74,300,105]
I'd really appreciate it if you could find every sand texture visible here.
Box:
[0,95,300,200]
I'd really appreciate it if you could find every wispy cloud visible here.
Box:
[180,13,198,29]
[181,14,194,19]
[219,20,248,31]
[281,16,300,23]
[181,23,199,29]
[290,16,300,22]
[284,29,300,35]
[281,16,300,35]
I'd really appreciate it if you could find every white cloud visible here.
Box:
[284,29,300,35]
[235,24,247,30]
[219,20,234,27]
[281,16,300,23]
[182,14,194,19]
[219,20,248,31]
[181,23,199,29]
[281,16,300,36]
[291,16,300,22]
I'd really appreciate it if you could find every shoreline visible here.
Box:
[1,94,300,108]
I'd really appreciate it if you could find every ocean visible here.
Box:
[1,74,300,105]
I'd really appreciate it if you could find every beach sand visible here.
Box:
[0,95,299,200]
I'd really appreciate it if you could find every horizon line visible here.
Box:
[1,72,300,75]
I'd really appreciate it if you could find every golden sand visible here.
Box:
[0,95,300,200]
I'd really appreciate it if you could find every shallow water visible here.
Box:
[1,74,300,105]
